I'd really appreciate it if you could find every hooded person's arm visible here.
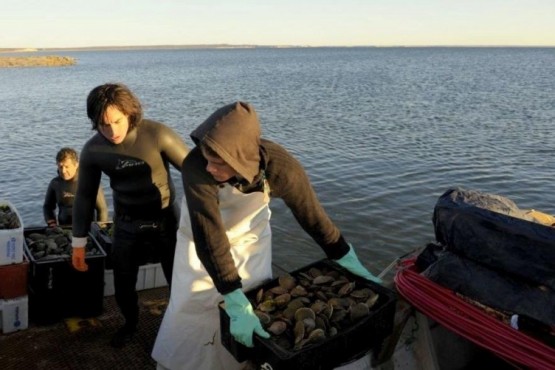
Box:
[264,142,382,282]
[263,140,350,259]
[182,149,243,294]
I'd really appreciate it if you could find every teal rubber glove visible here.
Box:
[223,288,270,347]
[335,244,383,284]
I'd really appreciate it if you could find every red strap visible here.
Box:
[394,259,555,369]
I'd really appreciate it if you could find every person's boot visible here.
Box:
[110,323,136,348]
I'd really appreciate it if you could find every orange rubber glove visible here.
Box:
[72,247,89,272]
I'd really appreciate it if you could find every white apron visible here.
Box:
[152,182,272,370]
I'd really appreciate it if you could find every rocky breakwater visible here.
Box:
[0,55,76,68]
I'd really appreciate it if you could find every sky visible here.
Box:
[1,0,554,48]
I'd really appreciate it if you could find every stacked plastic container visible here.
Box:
[0,201,29,334]
[24,226,106,325]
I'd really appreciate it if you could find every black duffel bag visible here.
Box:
[432,187,555,291]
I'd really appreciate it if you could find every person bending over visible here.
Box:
[152,101,381,370]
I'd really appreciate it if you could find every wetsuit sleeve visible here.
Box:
[95,186,109,222]
[43,179,57,225]
[265,142,350,260]
[72,147,102,239]
[159,124,189,171]
[182,148,242,295]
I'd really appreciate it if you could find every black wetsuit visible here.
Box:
[43,173,108,226]
[73,119,189,329]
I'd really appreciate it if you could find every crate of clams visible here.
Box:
[219,259,397,370]
[24,227,107,324]
[24,226,104,263]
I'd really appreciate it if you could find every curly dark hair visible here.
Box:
[56,147,78,163]
[86,83,143,131]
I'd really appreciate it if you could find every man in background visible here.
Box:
[43,147,108,227]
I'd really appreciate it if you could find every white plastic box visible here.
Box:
[104,269,115,296]
[0,296,29,334]
[104,263,168,297]
[0,201,24,266]
[138,262,168,290]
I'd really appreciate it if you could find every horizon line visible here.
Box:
[1,43,554,52]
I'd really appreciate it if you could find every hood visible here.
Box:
[191,102,261,183]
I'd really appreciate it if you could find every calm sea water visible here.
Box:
[1,47,554,275]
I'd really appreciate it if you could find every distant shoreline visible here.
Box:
[0,55,76,68]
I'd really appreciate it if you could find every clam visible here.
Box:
[294,307,316,322]
[330,309,347,323]
[274,293,291,307]
[290,285,308,297]
[255,288,265,304]
[328,297,349,310]
[270,286,289,295]
[31,241,46,252]
[257,300,276,313]
[313,275,335,285]
[287,297,307,311]
[298,272,313,281]
[338,282,355,296]
[308,267,323,278]
[303,317,316,333]
[306,328,326,344]
[267,320,288,336]
[350,288,370,300]
[310,300,328,315]
[350,302,370,322]
[278,274,297,290]
[366,293,380,309]
[314,315,327,331]
[28,233,46,241]
[293,320,305,345]
[317,312,331,330]
[254,310,272,325]
[314,290,328,302]
[55,237,69,248]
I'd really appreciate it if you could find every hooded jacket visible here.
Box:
[182,102,351,294]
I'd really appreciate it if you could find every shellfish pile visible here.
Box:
[250,264,380,351]
[0,204,21,229]
[25,227,102,261]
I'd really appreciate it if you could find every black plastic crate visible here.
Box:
[24,227,106,325]
[90,221,114,269]
[219,259,397,370]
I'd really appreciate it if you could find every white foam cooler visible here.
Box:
[0,296,29,334]
[0,201,24,266]
[104,262,168,296]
